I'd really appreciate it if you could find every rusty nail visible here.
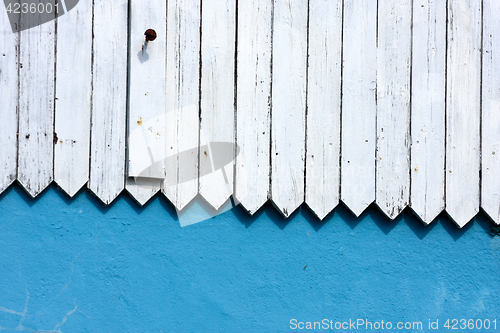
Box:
[145,29,157,42]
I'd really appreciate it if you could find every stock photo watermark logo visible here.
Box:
[3,0,79,33]
[4,0,242,226]
[128,112,242,227]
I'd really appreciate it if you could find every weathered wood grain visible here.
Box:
[481,0,500,225]
[235,0,272,214]
[125,0,167,205]
[18,4,55,197]
[54,0,92,197]
[410,0,446,224]
[162,0,201,211]
[341,0,377,217]
[0,8,18,194]
[305,0,342,219]
[199,0,236,210]
[376,0,412,219]
[0,0,495,226]
[271,0,308,218]
[88,0,128,205]
[445,0,481,227]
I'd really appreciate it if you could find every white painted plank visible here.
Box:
[162,0,201,211]
[18,7,55,197]
[376,0,412,219]
[127,0,166,179]
[0,8,18,194]
[235,0,272,214]
[445,0,481,227]
[199,0,236,210]
[125,0,167,204]
[341,0,377,217]
[89,0,128,205]
[481,0,500,225]
[54,0,92,197]
[410,0,446,224]
[271,0,308,218]
[305,0,342,219]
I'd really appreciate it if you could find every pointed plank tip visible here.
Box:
[480,207,500,226]
[340,199,373,218]
[305,201,337,220]
[125,190,159,207]
[375,200,408,220]
[17,178,53,199]
[270,199,301,219]
[54,179,88,198]
[0,178,16,196]
[125,178,161,206]
[445,210,478,229]
[87,184,123,206]
[161,189,197,212]
[199,191,232,212]
[409,206,444,226]
[236,198,268,216]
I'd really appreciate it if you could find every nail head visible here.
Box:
[145,29,157,42]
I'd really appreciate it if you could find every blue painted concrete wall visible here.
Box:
[0,185,499,332]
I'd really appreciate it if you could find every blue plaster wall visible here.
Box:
[0,184,499,332]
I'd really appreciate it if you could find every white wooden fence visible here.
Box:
[0,0,499,227]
